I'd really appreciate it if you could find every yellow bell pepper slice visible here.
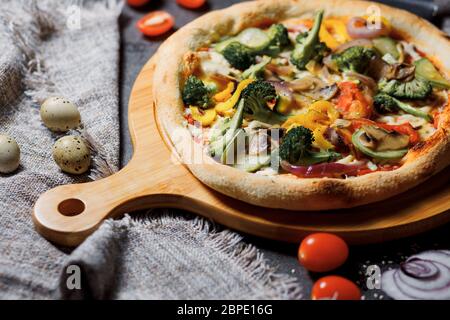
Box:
[282,101,340,150]
[309,101,340,123]
[319,26,340,51]
[282,18,350,50]
[215,79,253,116]
[189,106,217,127]
[213,82,235,103]
[305,60,322,76]
[323,19,351,45]
[312,126,334,150]
[282,110,328,131]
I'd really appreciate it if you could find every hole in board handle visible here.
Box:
[58,198,85,216]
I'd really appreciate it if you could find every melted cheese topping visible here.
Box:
[198,51,238,77]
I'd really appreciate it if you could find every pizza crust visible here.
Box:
[152,0,450,210]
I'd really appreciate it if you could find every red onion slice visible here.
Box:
[395,263,450,300]
[381,250,450,300]
[408,250,450,267]
[401,258,439,279]
[397,260,449,292]
[381,269,412,300]
[281,161,364,178]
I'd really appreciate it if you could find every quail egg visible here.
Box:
[0,135,20,174]
[53,136,91,174]
[40,97,81,132]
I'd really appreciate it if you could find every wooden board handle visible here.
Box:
[33,171,121,246]
[32,159,169,246]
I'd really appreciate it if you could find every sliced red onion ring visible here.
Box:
[408,250,450,267]
[398,261,449,291]
[401,258,439,279]
[395,263,450,300]
[281,161,364,178]
[381,250,450,300]
[346,17,388,39]
[381,269,411,300]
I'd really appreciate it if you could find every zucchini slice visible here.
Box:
[352,130,408,160]
[415,58,450,89]
[215,28,271,53]
[373,37,399,60]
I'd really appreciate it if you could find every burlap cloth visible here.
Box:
[0,0,302,300]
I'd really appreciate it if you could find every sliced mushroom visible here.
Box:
[358,130,376,149]
[395,64,415,81]
[362,125,409,151]
[333,119,352,129]
[368,56,416,82]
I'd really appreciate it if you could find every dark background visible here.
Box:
[118,0,450,299]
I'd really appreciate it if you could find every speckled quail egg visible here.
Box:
[40,97,81,132]
[0,135,20,174]
[52,136,91,174]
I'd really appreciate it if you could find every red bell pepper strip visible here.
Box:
[335,82,372,119]
[351,119,419,145]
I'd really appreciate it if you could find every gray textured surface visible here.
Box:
[0,0,122,299]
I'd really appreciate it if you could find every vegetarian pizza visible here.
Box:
[152,0,450,210]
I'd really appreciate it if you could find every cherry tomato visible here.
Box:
[176,0,206,9]
[137,11,175,37]
[298,233,349,272]
[311,276,361,300]
[127,0,150,7]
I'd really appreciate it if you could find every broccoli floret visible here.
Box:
[378,78,432,100]
[373,93,433,121]
[333,46,376,74]
[373,93,397,113]
[222,42,256,70]
[241,80,288,124]
[241,56,271,80]
[279,126,313,165]
[290,10,330,70]
[182,75,211,108]
[279,126,341,166]
[259,24,290,56]
[267,24,289,48]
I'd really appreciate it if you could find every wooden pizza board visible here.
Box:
[33,58,450,247]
